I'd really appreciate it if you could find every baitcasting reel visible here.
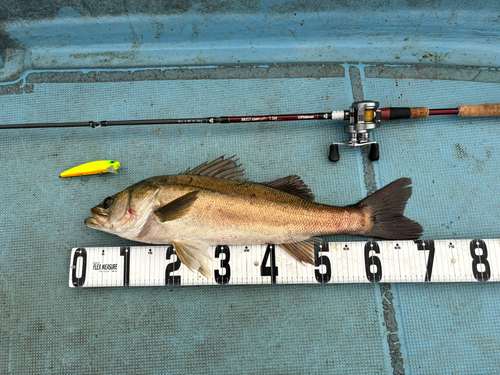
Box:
[328,100,382,162]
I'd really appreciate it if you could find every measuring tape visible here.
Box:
[69,239,499,287]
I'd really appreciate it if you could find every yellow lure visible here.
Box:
[60,160,121,178]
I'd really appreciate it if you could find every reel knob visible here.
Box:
[328,144,340,162]
[369,143,380,161]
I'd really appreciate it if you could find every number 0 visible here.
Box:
[71,248,87,287]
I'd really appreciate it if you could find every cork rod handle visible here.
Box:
[459,104,500,117]
[409,107,429,119]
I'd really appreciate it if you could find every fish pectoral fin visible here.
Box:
[262,175,315,201]
[154,190,199,222]
[104,166,118,174]
[172,240,212,278]
[279,238,322,266]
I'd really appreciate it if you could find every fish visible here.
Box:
[60,160,120,178]
[85,156,423,278]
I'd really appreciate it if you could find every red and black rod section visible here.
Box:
[379,106,458,120]
[429,108,460,116]
[222,113,333,123]
[107,112,335,126]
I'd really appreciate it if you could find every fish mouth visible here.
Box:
[84,216,100,228]
[85,207,109,228]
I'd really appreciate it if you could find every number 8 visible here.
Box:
[470,240,491,282]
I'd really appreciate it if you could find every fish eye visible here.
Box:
[102,197,114,209]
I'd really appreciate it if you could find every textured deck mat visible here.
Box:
[1,65,500,374]
[365,77,500,374]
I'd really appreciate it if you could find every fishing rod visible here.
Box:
[2,101,499,162]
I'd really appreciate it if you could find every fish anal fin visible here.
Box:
[279,238,321,266]
[181,156,246,181]
[154,191,199,222]
[262,175,315,201]
[172,240,212,278]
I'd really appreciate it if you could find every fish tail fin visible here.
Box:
[356,178,423,239]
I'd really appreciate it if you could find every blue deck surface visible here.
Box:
[1,1,500,374]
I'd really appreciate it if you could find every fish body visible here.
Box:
[85,156,422,277]
[60,160,120,178]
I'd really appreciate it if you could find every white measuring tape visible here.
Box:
[69,239,499,287]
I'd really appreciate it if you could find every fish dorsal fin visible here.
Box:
[154,191,199,222]
[172,240,212,278]
[181,156,245,181]
[279,238,322,266]
[262,175,315,201]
